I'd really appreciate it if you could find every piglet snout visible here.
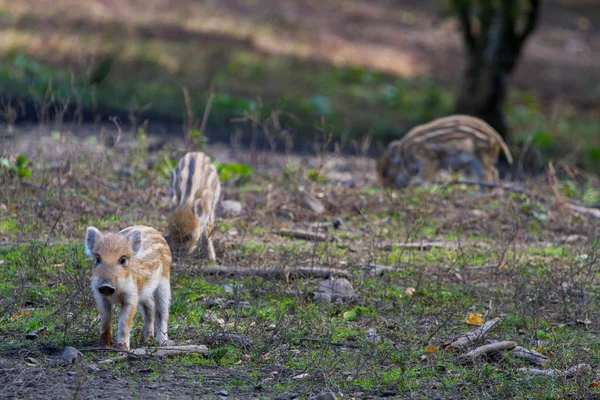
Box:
[98,280,115,296]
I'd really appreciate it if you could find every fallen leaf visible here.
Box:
[466,312,484,326]
[293,373,309,380]
[11,308,33,321]
[425,345,440,353]
[405,287,416,296]
[590,381,600,388]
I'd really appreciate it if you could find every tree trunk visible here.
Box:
[455,57,508,140]
[452,0,541,144]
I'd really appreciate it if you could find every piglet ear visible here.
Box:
[85,227,101,257]
[193,198,204,218]
[130,229,143,256]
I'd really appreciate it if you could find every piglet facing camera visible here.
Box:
[85,225,172,350]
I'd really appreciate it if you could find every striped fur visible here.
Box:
[166,152,221,262]
[377,115,513,188]
[85,225,172,350]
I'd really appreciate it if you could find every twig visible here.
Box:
[96,345,208,364]
[276,229,333,242]
[440,180,525,193]
[444,317,501,349]
[519,363,591,378]
[510,346,549,366]
[298,337,360,349]
[463,341,516,359]
[199,86,215,138]
[197,265,350,279]
[379,240,490,251]
[108,116,123,147]
[87,175,119,191]
[25,326,48,340]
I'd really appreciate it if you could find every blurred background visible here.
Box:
[0,0,598,173]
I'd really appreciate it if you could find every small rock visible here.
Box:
[310,392,339,400]
[274,394,299,400]
[219,200,243,217]
[66,371,77,376]
[332,218,344,229]
[217,389,229,396]
[313,278,355,303]
[299,192,325,214]
[367,328,381,343]
[87,363,100,373]
[61,347,82,364]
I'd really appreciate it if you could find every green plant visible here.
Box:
[216,162,253,185]
[1,154,32,180]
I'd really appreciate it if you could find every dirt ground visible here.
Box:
[1,127,599,399]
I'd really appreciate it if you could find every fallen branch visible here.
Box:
[440,180,525,193]
[198,265,350,279]
[276,229,333,242]
[463,341,516,359]
[444,317,501,349]
[97,345,208,364]
[566,203,600,220]
[380,240,490,251]
[87,175,119,191]
[298,337,360,349]
[510,346,549,366]
[25,326,48,340]
[519,363,591,378]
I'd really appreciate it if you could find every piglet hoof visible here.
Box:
[116,343,129,351]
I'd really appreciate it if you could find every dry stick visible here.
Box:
[96,345,209,365]
[87,175,119,191]
[298,337,360,349]
[440,179,525,193]
[445,317,502,349]
[379,240,490,251]
[547,162,600,219]
[463,341,516,359]
[25,326,48,340]
[276,229,333,242]
[199,85,215,139]
[198,265,350,279]
[510,346,549,366]
[518,363,591,378]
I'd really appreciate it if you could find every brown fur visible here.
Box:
[86,225,171,350]
[377,115,513,189]
[167,152,221,261]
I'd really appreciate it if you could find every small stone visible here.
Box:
[61,347,82,364]
[332,218,344,229]
[87,363,100,373]
[299,192,325,214]
[219,200,243,217]
[313,278,355,302]
[217,389,229,396]
[310,392,339,400]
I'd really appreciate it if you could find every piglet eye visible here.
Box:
[94,255,101,265]
[184,233,193,242]
[119,256,127,267]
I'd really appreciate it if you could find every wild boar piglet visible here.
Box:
[85,225,171,350]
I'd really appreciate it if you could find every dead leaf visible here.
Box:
[293,373,309,380]
[590,381,600,388]
[466,313,484,326]
[405,287,416,296]
[425,345,440,353]
[11,308,33,321]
